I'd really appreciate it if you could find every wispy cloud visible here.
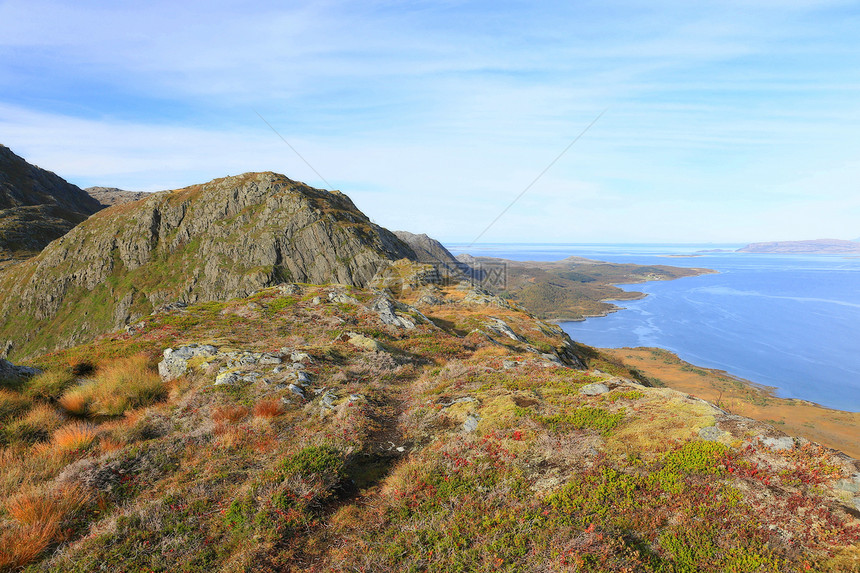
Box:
[1,0,859,241]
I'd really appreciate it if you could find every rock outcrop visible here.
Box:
[84,187,151,207]
[0,172,417,358]
[0,145,103,262]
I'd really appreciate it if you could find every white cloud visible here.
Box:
[1,1,859,241]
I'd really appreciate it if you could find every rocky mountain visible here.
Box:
[84,186,151,207]
[394,230,469,279]
[0,172,417,359]
[0,145,103,263]
[738,238,860,254]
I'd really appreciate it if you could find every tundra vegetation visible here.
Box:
[0,281,857,572]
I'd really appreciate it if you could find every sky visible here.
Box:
[1,0,859,243]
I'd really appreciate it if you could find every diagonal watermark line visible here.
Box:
[255,111,334,190]
[467,109,607,248]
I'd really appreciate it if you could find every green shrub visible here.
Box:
[279,445,344,478]
[537,406,625,434]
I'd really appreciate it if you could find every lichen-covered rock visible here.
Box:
[484,317,523,342]
[370,295,416,329]
[158,345,217,381]
[341,332,384,352]
[580,383,610,396]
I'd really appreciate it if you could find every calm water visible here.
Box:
[446,243,860,412]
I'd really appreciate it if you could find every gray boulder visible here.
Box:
[370,295,416,329]
[158,344,217,381]
[580,383,610,396]
[0,358,41,382]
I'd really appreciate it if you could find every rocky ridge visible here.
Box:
[84,186,151,207]
[0,145,103,262]
[0,172,418,359]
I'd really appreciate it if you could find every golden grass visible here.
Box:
[252,398,285,419]
[0,388,30,421]
[57,387,90,416]
[0,484,91,569]
[0,522,58,569]
[22,403,66,430]
[24,368,77,400]
[51,421,98,453]
[213,405,249,424]
[56,354,165,417]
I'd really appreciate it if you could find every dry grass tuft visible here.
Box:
[51,421,98,453]
[0,388,30,422]
[252,398,285,419]
[57,387,90,416]
[0,484,91,569]
[0,522,58,569]
[213,405,249,424]
[3,403,67,445]
[56,354,165,417]
[24,369,77,400]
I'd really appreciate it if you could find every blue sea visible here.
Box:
[445,243,860,412]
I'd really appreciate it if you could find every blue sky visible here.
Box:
[1,0,859,243]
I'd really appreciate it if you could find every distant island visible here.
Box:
[738,238,860,254]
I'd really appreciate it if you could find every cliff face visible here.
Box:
[0,145,103,262]
[0,172,416,357]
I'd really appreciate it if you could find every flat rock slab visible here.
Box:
[580,383,610,396]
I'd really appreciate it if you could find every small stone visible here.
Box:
[580,383,610,396]
[698,426,724,442]
[463,413,481,433]
[328,291,360,305]
[760,436,795,451]
[214,372,241,386]
[290,352,312,363]
[296,371,312,385]
[502,360,518,369]
[288,383,305,398]
[258,354,282,365]
[344,332,384,352]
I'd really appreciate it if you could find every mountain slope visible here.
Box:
[1,280,857,572]
[0,145,103,263]
[0,172,416,359]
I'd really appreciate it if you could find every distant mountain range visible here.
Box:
[737,238,860,254]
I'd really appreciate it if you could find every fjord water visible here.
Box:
[447,244,860,412]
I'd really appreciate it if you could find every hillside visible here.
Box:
[0,146,103,264]
[0,172,416,360]
[738,239,860,254]
[0,274,857,571]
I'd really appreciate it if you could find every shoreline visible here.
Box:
[601,346,860,458]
